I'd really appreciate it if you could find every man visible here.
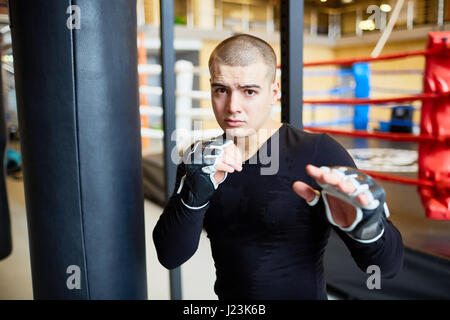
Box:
[153,34,404,300]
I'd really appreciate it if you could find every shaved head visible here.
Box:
[208,34,277,83]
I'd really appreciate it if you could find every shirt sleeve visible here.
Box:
[313,133,404,279]
[152,162,208,270]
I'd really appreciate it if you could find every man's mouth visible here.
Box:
[225,119,245,127]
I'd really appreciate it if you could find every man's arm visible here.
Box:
[294,133,404,278]
[152,163,208,270]
[333,217,404,279]
[153,138,242,270]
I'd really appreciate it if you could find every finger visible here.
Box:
[336,180,370,206]
[214,162,235,173]
[337,180,356,194]
[321,171,342,187]
[221,156,242,172]
[226,143,243,164]
[234,146,243,165]
[305,164,324,181]
[221,148,243,171]
[357,193,370,206]
[307,164,371,207]
[306,165,340,186]
[292,181,319,203]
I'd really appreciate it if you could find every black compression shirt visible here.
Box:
[153,123,404,300]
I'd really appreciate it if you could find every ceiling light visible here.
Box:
[380,4,392,12]
[320,0,327,3]
[359,19,376,31]
[341,0,353,3]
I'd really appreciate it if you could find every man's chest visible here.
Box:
[205,165,317,232]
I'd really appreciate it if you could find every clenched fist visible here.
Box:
[177,138,243,209]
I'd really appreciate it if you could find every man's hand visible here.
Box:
[293,165,368,227]
[292,165,389,243]
[213,142,243,184]
[177,138,242,209]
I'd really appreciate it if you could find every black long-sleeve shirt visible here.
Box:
[153,123,404,300]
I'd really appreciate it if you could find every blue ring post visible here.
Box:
[352,62,370,148]
[352,62,371,130]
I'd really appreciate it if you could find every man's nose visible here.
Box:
[227,92,242,114]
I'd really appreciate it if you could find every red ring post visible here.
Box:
[419,32,450,220]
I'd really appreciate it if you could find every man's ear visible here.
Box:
[271,81,280,104]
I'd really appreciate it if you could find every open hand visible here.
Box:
[292,164,370,228]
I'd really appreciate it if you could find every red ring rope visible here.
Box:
[277,46,448,69]
[303,127,448,143]
[360,170,436,188]
[303,48,441,67]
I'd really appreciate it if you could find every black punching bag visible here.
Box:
[0,32,12,261]
[9,0,147,299]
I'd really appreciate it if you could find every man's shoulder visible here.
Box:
[282,123,326,146]
[280,123,349,162]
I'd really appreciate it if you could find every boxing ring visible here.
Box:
[139,31,450,299]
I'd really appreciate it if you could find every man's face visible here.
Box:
[209,61,280,138]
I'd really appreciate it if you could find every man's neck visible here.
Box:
[234,120,283,162]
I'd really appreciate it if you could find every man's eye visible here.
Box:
[245,89,256,96]
[216,88,227,94]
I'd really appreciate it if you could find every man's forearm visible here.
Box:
[336,219,404,278]
[153,195,208,270]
